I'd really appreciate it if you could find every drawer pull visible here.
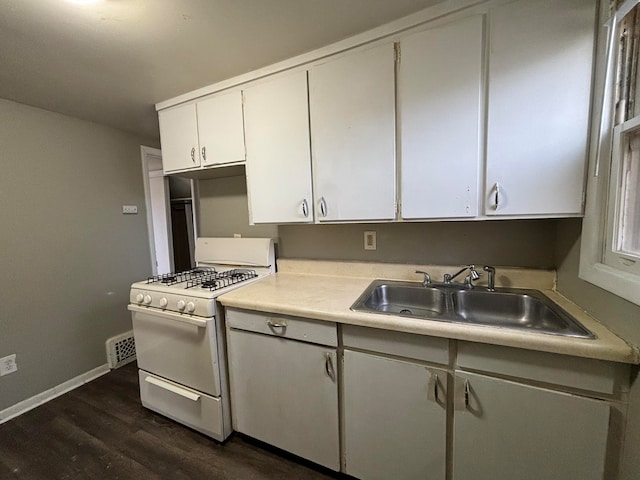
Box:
[266,318,287,331]
[145,376,201,402]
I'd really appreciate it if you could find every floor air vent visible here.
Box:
[106,331,136,369]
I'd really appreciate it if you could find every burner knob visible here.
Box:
[177,300,186,311]
[159,297,168,308]
[135,293,144,304]
[186,301,196,313]
[143,295,152,305]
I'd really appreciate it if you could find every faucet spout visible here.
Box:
[444,264,480,288]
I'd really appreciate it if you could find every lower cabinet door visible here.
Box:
[343,350,447,480]
[227,329,340,470]
[453,371,610,480]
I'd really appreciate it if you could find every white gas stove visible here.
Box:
[130,237,275,317]
[128,237,274,441]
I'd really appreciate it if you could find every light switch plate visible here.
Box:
[0,354,17,376]
[122,205,138,214]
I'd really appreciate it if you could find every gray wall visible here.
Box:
[278,220,557,268]
[555,218,640,345]
[198,175,279,239]
[0,98,155,411]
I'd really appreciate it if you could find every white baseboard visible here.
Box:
[0,363,110,424]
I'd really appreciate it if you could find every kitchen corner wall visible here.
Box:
[555,218,640,346]
[0,98,155,411]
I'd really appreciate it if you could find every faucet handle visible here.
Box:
[415,270,431,286]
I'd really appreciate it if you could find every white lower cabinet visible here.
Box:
[453,371,611,480]
[343,350,447,480]
[225,313,621,480]
[225,310,340,470]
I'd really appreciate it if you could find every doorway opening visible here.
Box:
[140,146,196,275]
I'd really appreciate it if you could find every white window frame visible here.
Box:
[580,0,640,306]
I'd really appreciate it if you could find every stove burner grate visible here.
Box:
[186,269,258,291]
[147,267,217,286]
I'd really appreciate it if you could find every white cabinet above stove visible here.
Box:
[159,89,245,175]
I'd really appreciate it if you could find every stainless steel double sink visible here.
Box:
[350,280,594,339]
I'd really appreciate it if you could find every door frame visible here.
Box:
[140,145,173,275]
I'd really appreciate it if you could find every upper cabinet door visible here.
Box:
[244,71,314,224]
[399,16,484,219]
[309,43,396,222]
[485,0,596,216]
[158,103,201,172]
[197,90,246,167]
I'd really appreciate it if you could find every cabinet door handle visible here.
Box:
[325,352,336,381]
[190,147,196,163]
[319,197,328,217]
[493,182,501,210]
[463,379,470,408]
[433,373,439,403]
[201,146,207,162]
[302,199,309,218]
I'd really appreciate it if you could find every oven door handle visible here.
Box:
[144,375,201,402]
[128,304,209,328]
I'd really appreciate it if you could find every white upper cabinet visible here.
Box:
[197,90,245,167]
[158,103,201,172]
[244,71,314,224]
[309,43,396,222]
[485,0,596,216]
[399,15,484,219]
[158,90,245,174]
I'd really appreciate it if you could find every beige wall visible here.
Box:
[0,98,155,411]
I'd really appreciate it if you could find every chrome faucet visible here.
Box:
[483,266,496,291]
[444,264,480,288]
[415,270,431,287]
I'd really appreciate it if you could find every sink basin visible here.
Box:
[361,282,446,317]
[351,280,594,339]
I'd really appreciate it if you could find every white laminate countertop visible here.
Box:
[217,260,640,365]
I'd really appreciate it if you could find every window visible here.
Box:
[580,0,640,305]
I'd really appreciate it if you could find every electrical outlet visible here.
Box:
[0,354,17,376]
[122,205,138,214]
[364,231,377,250]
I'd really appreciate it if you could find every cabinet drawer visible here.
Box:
[138,370,225,441]
[457,342,628,396]
[225,308,337,347]
[342,324,449,365]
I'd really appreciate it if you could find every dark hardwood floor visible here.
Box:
[0,363,342,480]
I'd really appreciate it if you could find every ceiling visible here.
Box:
[1,0,444,141]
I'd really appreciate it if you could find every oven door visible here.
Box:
[129,305,221,397]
